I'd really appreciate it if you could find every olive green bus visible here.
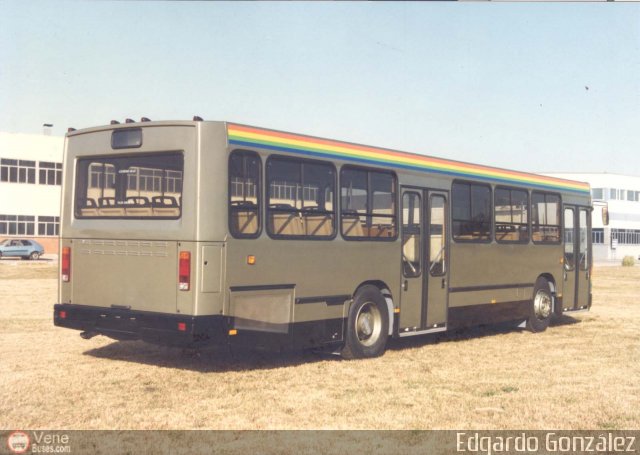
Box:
[54,119,592,358]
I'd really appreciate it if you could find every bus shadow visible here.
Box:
[550,314,583,327]
[83,315,583,370]
[387,315,582,351]
[83,340,337,372]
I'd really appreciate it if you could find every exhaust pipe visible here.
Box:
[80,331,99,340]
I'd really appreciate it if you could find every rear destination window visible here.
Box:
[75,152,183,219]
[112,128,142,149]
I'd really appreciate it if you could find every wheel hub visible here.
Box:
[358,313,373,337]
[354,302,382,346]
[534,290,552,319]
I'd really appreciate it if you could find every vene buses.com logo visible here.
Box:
[7,431,30,454]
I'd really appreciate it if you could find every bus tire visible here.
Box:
[526,277,552,333]
[341,285,389,359]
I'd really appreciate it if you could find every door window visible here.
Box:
[402,192,422,277]
[563,207,575,270]
[579,208,589,271]
[430,195,447,276]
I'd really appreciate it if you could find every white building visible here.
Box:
[0,131,64,254]
[546,172,640,263]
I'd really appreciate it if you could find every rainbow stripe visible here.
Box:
[227,123,590,195]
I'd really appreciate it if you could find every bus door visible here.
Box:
[563,206,591,310]
[399,187,449,333]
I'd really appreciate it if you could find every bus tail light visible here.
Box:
[179,251,191,291]
[61,247,71,282]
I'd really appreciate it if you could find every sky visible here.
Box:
[1,1,639,175]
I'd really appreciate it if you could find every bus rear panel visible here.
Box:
[55,122,232,347]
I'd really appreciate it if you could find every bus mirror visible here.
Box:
[602,206,609,226]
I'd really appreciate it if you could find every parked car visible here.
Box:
[0,239,45,260]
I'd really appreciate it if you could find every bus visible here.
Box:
[54,118,592,359]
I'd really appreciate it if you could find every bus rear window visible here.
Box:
[74,152,183,219]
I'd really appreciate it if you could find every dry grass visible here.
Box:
[0,261,639,430]
[0,257,57,280]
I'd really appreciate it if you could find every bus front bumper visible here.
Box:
[53,304,227,347]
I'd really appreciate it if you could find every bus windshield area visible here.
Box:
[74,152,183,219]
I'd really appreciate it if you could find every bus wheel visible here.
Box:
[526,277,552,333]
[341,285,389,359]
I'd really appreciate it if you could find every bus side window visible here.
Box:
[341,166,397,240]
[494,187,529,243]
[229,150,261,238]
[452,181,491,242]
[266,156,336,239]
[532,192,561,244]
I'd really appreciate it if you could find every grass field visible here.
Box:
[1,260,639,430]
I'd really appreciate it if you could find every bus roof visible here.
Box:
[227,122,590,196]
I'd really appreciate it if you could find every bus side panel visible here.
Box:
[448,242,562,325]
[224,237,397,346]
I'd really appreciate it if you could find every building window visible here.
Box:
[267,156,336,239]
[531,192,561,243]
[452,181,491,242]
[1,159,36,184]
[609,188,618,200]
[611,228,640,245]
[592,228,604,244]
[39,161,62,185]
[38,216,60,236]
[494,187,529,243]
[591,188,604,200]
[340,166,396,240]
[229,150,261,238]
[0,215,35,236]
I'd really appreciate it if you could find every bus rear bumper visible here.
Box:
[53,304,227,347]
[54,304,344,352]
